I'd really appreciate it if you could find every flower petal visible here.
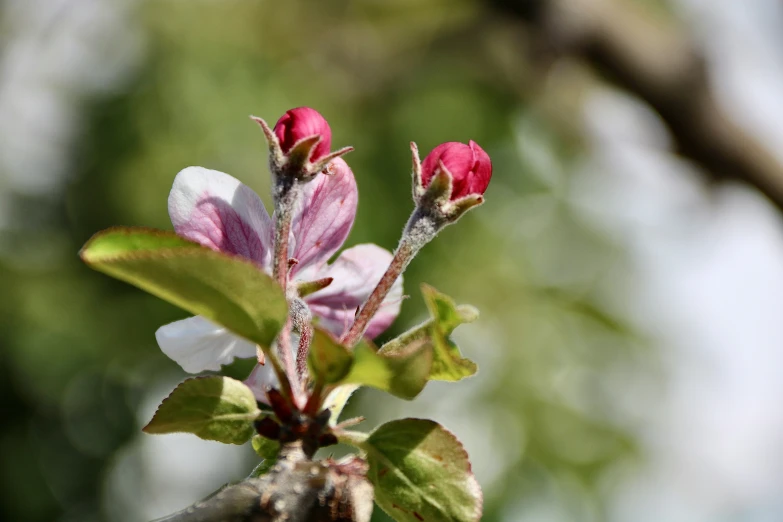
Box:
[244,363,279,404]
[304,243,402,339]
[155,316,257,373]
[168,166,272,267]
[289,158,357,273]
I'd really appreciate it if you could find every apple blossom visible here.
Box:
[80,108,490,522]
[156,158,402,377]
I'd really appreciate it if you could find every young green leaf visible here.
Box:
[308,328,353,384]
[361,418,482,522]
[80,227,288,351]
[308,328,431,400]
[143,376,261,444]
[250,434,281,477]
[380,284,478,382]
[343,341,432,400]
[251,433,281,460]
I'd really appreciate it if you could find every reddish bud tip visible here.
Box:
[273,107,332,162]
[421,140,492,200]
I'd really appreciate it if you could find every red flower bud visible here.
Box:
[273,107,332,162]
[421,140,492,200]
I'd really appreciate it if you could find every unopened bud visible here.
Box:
[273,107,332,163]
[251,107,353,182]
[420,140,492,200]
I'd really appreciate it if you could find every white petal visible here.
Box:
[168,166,273,267]
[155,316,257,373]
[244,363,279,404]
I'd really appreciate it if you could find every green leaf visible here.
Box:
[248,457,277,478]
[250,433,281,477]
[310,328,432,400]
[251,433,281,460]
[80,227,288,351]
[143,376,261,444]
[361,418,482,522]
[308,328,353,384]
[380,284,478,382]
[343,341,432,400]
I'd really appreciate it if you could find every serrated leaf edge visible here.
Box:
[365,418,483,522]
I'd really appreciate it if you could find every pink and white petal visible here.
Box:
[168,166,273,267]
[155,316,257,373]
[289,158,358,274]
[303,243,402,339]
[244,363,279,404]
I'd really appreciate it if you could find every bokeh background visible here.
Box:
[3,0,783,521]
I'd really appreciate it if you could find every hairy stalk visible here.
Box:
[295,323,312,381]
[271,178,298,291]
[341,210,437,347]
[340,241,414,346]
[271,178,304,404]
[275,322,300,405]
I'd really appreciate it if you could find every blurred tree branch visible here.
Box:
[490,0,783,211]
[152,441,372,522]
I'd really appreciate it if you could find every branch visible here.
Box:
[491,0,783,211]
[152,442,372,522]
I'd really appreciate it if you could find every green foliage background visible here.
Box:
[0,1,649,520]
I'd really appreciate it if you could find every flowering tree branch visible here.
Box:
[80,107,490,522]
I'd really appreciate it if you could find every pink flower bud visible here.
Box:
[421,140,492,200]
[273,107,333,162]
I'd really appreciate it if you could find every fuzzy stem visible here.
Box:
[340,209,438,347]
[271,177,304,404]
[272,326,300,404]
[295,322,312,382]
[272,178,298,291]
[277,317,302,405]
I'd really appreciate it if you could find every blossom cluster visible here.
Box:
[80,106,493,522]
[155,107,492,402]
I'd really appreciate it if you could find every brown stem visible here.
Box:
[304,379,325,416]
[276,320,300,405]
[150,440,373,522]
[340,238,416,347]
[272,181,297,291]
[491,0,783,212]
[295,323,312,382]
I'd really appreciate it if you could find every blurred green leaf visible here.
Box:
[251,433,281,460]
[248,457,278,479]
[361,418,482,522]
[80,227,288,351]
[344,341,432,400]
[381,284,478,381]
[310,328,432,400]
[143,376,261,444]
[308,328,354,384]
